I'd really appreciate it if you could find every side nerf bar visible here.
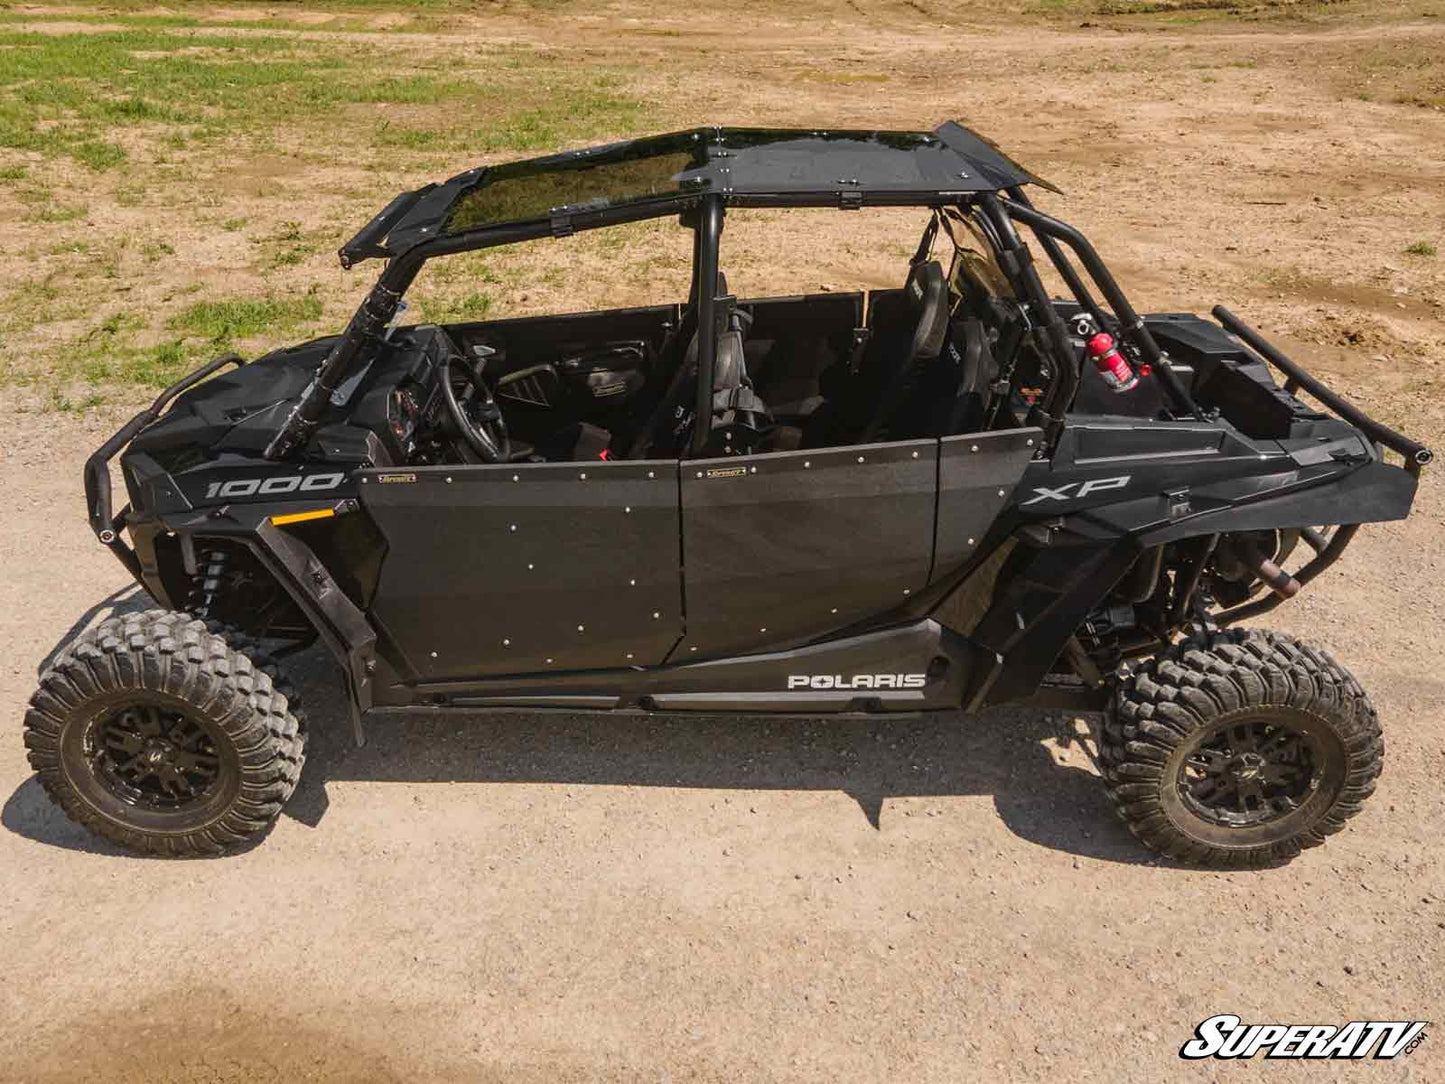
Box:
[84,353,244,576]
[1213,306,1433,476]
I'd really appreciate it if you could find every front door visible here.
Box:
[361,460,682,680]
[677,439,938,660]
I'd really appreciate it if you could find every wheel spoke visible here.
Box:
[105,730,144,755]
[136,707,163,738]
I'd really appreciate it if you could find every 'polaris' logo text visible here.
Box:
[1180,1015,1428,1060]
[787,674,927,690]
[1021,474,1131,506]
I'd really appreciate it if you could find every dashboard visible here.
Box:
[343,325,455,466]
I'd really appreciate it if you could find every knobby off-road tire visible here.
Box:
[23,609,306,856]
[1100,629,1382,868]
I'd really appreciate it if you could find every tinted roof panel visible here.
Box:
[357,122,1053,261]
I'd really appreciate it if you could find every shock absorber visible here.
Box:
[187,545,233,623]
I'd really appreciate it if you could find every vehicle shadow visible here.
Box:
[5,646,1159,866]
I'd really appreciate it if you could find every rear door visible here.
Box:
[677,439,938,660]
[361,460,682,680]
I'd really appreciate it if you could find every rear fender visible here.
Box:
[958,536,1138,710]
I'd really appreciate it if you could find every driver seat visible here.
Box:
[858,260,951,443]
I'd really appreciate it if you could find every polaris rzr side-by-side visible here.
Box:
[28,122,1428,864]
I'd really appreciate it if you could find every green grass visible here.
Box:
[417,291,493,324]
[1404,240,1437,258]
[0,25,648,176]
[168,294,324,342]
[0,14,656,406]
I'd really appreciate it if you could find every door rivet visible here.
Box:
[446,475,453,483]
[430,651,438,658]
[577,624,585,632]
[512,474,519,482]
[803,461,811,469]
[696,471,703,478]
[759,626,767,633]
[624,506,631,513]
[579,472,587,480]
[629,578,637,586]
[967,537,975,546]
[527,563,534,570]
[690,646,697,652]
[502,638,510,646]
[903,589,911,595]
[911,451,919,459]
[652,611,660,619]
[648,471,655,479]
[997,489,1006,497]
[750,466,757,474]
[970,445,979,453]
[857,455,865,463]
[546,657,553,664]
[831,607,838,614]
[1026,439,1034,447]
[509,524,518,532]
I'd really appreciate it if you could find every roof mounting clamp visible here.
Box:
[550,212,575,238]
[839,190,863,210]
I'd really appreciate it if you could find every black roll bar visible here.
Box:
[689,196,724,458]
[1001,197,1203,421]
[1213,306,1433,476]
[1005,187,1110,335]
[976,194,1078,429]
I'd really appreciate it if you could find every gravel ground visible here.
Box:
[1,410,1441,1082]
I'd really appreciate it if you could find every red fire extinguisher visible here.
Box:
[1086,332,1139,393]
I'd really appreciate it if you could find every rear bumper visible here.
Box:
[1212,306,1432,474]
[1209,308,1429,626]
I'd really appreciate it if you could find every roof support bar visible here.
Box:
[689,196,724,458]
[1001,197,1203,421]
[976,193,1079,433]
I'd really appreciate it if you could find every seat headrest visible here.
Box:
[906,260,949,360]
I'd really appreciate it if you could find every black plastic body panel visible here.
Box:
[677,440,936,660]
[933,428,1040,577]
[359,461,682,680]
[380,619,967,714]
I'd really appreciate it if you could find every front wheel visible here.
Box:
[1100,629,1382,868]
[23,610,305,856]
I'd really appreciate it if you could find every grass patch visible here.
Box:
[417,291,493,324]
[168,293,324,343]
[1404,240,1437,258]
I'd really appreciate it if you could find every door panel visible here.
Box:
[361,461,681,680]
[933,428,1042,578]
[679,439,937,660]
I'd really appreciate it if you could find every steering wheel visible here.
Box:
[438,353,510,463]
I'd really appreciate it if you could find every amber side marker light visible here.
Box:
[270,508,336,527]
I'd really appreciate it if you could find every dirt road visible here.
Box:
[2,427,1442,1082]
[3,3,1444,1081]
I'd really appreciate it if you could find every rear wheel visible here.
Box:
[23,610,305,856]
[1100,629,1382,867]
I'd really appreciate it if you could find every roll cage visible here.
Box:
[263,122,1427,473]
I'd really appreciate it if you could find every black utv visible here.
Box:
[28,122,1429,865]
